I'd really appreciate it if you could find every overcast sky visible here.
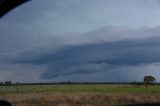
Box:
[1,0,160,82]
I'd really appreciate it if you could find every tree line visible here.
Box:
[0,76,157,86]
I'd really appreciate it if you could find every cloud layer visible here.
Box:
[5,32,160,80]
[1,0,160,82]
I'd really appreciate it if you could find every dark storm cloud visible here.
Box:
[2,0,160,81]
[5,36,160,79]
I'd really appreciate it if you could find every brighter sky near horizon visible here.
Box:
[1,0,160,82]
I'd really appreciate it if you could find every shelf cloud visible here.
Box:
[1,0,160,82]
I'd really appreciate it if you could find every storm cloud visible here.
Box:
[4,34,160,79]
[1,0,160,82]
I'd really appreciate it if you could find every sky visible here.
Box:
[1,0,160,82]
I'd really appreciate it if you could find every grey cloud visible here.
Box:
[5,35,160,79]
[2,0,160,82]
[36,26,160,46]
[1,0,160,53]
[42,63,109,79]
[47,63,160,82]
[0,63,45,83]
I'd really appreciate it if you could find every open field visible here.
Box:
[0,85,160,106]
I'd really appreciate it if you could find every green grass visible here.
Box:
[0,85,160,94]
[1,85,160,106]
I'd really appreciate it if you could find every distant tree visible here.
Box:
[85,82,88,85]
[0,82,3,85]
[143,76,156,91]
[16,82,20,85]
[4,81,12,85]
[130,81,142,87]
[143,76,156,85]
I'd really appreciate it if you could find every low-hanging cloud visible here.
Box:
[0,63,45,82]
[4,34,160,79]
[41,63,110,79]
[51,63,160,82]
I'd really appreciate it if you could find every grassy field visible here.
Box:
[0,84,160,106]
